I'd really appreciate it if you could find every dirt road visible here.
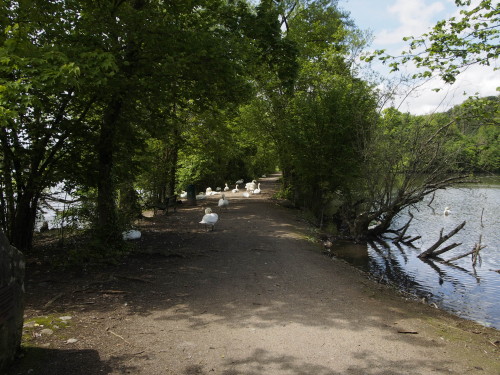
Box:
[9,174,500,374]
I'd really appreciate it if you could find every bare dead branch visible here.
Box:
[402,235,421,247]
[472,235,485,267]
[393,212,414,243]
[418,221,466,259]
[433,242,462,256]
[444,245,486,264]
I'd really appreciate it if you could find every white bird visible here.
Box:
[122,229,141,240]
[444,207,451,216]
[236,179,244,185]
[196,192,207,200]
[200,207,218,231]
[245,180,257,193]
[242,191,250,198]
[180,190,187,198]
[224,183,230,191]
[232,184,239,193]
[218,193,229,210]
[253,183,261,194]
[206,187,213,195]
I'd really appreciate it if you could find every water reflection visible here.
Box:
[331,178,500,329]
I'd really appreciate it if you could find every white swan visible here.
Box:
[122,229,141,240]
[253,183,261,194]
[236,179,244,185]
[196,192,206,200]
[200,207,218,231]
[224,183,230,191]
[444,207,451,216]
[206,187,212,195]
[242,191,250,198]
[218,193,229,210]
[245,180,257,193]
[180,190,187,198]
[232,184,239,193]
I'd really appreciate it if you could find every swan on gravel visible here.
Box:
[200,207,218,231]
[218,193,229,210]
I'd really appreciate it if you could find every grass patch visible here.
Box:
[22,315,72,345]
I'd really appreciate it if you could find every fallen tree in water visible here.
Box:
[418,221,466,259]
[417,222,487,269]
[444,235,486,266]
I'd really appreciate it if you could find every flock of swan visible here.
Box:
[124,178,452,237]
[198,179,262,231]
[179,180,262,202]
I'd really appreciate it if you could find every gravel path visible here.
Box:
[9,174,500,374]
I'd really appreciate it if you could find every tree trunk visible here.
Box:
[166,126,180,197]
[10,193,38,252]
[96,99,122,243]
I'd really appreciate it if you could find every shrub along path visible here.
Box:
[8,174,500,374]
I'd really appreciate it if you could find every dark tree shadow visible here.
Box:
[6,347,113,375]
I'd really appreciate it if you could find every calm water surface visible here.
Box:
[331,177,500,329]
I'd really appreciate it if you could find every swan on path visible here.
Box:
[196,192,207,200]
[232,184,239,193]
[236,179,244,184]
[218,193,229,210]
[122,229,141,240]
[180,191,187,198]
[242,191,250,198]
[245,180,257,193]
[200,207,218,231]
[253,183,261,194]
[224,183,230,191]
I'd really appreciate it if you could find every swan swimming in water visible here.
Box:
[444,207,451,216]
[200,207,218,231]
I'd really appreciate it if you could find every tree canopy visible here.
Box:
[0,0,497,259]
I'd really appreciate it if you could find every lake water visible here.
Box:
[331,177,500,329]
[36,183,80,230]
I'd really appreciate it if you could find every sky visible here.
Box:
[338,0,499,115]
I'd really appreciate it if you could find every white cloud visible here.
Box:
[393,64,499,115]
[374,0,446,46]
[344,0,498,114]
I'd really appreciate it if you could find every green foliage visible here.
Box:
[174,107,277,192]
[0,0,272,252]
[443,95,500,172]
[6,0,492,252]
[364,0,499,85]
[246,0,377,220]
